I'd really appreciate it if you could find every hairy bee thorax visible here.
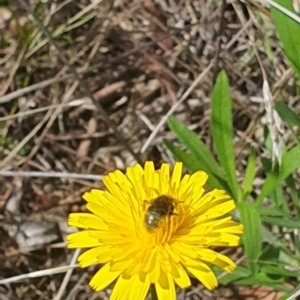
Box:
[143,195,177,232]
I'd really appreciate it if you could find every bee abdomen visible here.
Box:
[144,211,164,231]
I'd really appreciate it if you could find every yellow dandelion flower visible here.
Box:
[67,161,243,299]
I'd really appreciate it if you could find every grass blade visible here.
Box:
[275,102,300,127]
[238,202,262,275]
[163,140,223,188]
[260,216,300,229]
[271,0,300,79]
[242,151,256,201]
[256,145,300,205]
[167,116,227,187]
[211,71,240,200]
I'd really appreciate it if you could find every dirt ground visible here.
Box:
[0,0,298,299]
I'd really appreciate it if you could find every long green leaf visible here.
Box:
[271,185,289,213]
[256,172,278,206]
[259,206,287,217]
[167,117,227,188]
[261,216,300,229]
[275,102,300,127]
[163,140,202,173]
[261,265,298,278]
[256,145,300,205]
[279,145,300,179]
[286,175,300,216]
[211,71,240,200]
[216,266,251,285]
[163,140,222,188]
[271,0,300,79]
[238,202,262,275]
[261,226,286,249]
[235,277,288,291]
[242,151,256,201]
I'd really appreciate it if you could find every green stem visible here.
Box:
[150,284,158,300]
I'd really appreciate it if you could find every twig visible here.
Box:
[64,273,89,300]
[0,75,70,104]
[286,287,300,300]
[54,248,81,300]
[253,0,300,24]
[0,171,103,181]
[0,264,79,285]
[0,99,94,122]
[140,61,214,154]
[0,106,54,168]
[0,46,26,97]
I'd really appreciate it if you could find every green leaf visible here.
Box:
[260,216,300,228]
[235,278,289,291]
[261,226,286,249]
[242,151,256,201]
[150,285,158,300]
[259,206,287,217]
[238,202,262,275]
[163,140,202,173]
[279,145,300,179]
[167,116,227,189]
[211,71,240,201]
[163,140,224,189]
[271,0,300,79]
[255,271,284,283]
[256,172,278,206]
[286,175,300,216]
[275,102,300,127]
[256,145,300,205]
[216,266,251,285]
[261,265,298,278]
[270,185,289,214]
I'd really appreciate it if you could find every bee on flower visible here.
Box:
[67,161,243,299]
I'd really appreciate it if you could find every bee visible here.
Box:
[144,195,175,232]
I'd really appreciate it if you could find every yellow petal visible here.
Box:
[82,189,107,204]
[170,241,197,259]
[108,170,133,192]
[196,248,236,272]
[150,258,161,283]
[156,272,176,300]
[86,202,133,228]
[160,163,170,179]
[103,176,128,202]
[90,263,122,292]
[126,163,144,184]
[128,274,150,300]
[111,274,131,300]
[67,231,101,248]
[187,171,208,190]
[173,263,191,288]
[68,213,108,230]
[202,200,236,219]
[186,263,218,290]
[144,161,155,187]
[212,222,244,234]
[159,163,170,194]
[171,162,182,189]
[78,245,112,267]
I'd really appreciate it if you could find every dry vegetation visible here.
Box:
[0,0,298,299]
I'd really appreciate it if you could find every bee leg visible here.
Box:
[143,200,150,211]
